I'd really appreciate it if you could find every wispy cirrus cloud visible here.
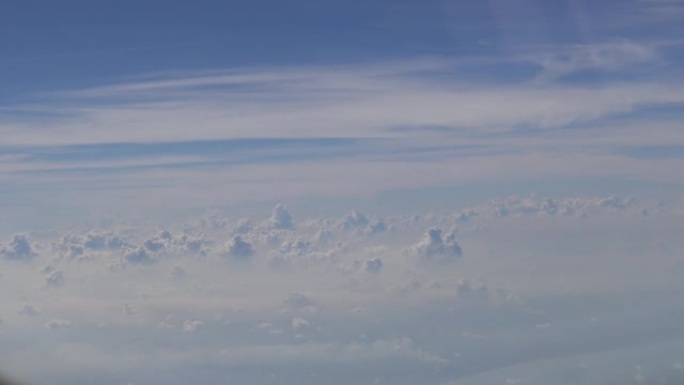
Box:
[1,44,681,147]
[1,41,683,216]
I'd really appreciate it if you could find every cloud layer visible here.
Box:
[0,196,681,384]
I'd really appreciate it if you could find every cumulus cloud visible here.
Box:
[177,233,207,255]
[341,210,369,230]
[232,218,252,235]
[406,227,462,263]
[53,235,86,259]
[311,229,333,245]
[0,194,679,385]
[455,208,478,222]
[0,234,37,260]
[159,229,172,240]
[339,210,387,236]
[279,238,310,256]
[267,204,294,230]
[143,237,166,253]
[123,247,155,265]
[366,219,387,235]
[53,230,133,259]
[225,235,255,259]
[83,230,126,250]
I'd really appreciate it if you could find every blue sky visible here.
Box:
[0,0,683,226]
[2,2,684,384]
[2,0,680,94]
[1,0,683,226]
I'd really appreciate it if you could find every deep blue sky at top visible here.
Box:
[1,0,674,102]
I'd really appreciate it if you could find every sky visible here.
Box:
[1,1,684,384]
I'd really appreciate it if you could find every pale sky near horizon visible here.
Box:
[1,1,684,384]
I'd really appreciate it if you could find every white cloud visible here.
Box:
[406,227,462,263]
[266,203,294,230]
[83,230,127,250]
[366,219,387,235]
[528,41,659,81]
[232,218,252,235]
[225,235,255,259]
[159,229,173,240]
[0,2,683,381]
[143,237,166,253]
[341,210,370,231]
[1,53,683,220]
[182,320,204,333]
[0,234,37,260]
[0,194,680,385]
[291,317,310,330]
[177,233,208,256]
[2,56,683,151]
[124,246,155,265]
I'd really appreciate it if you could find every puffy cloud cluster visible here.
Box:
[279,238,311,256]
[54,230,129,259]
[139,230,208,257]
[341,210,369,230]
[366,219,387,235]
[124,246,155,265]
[477,195,640,219]
[143,237,165,253]
[82,230,127,250]
[339,210,387,235]
[406,227,462,263]
[267,203,294,230]
[52,227,214,265]
[0,234,37,260]
[225,235,255,259]
[232,218,252,235]
[0,193,680,385]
